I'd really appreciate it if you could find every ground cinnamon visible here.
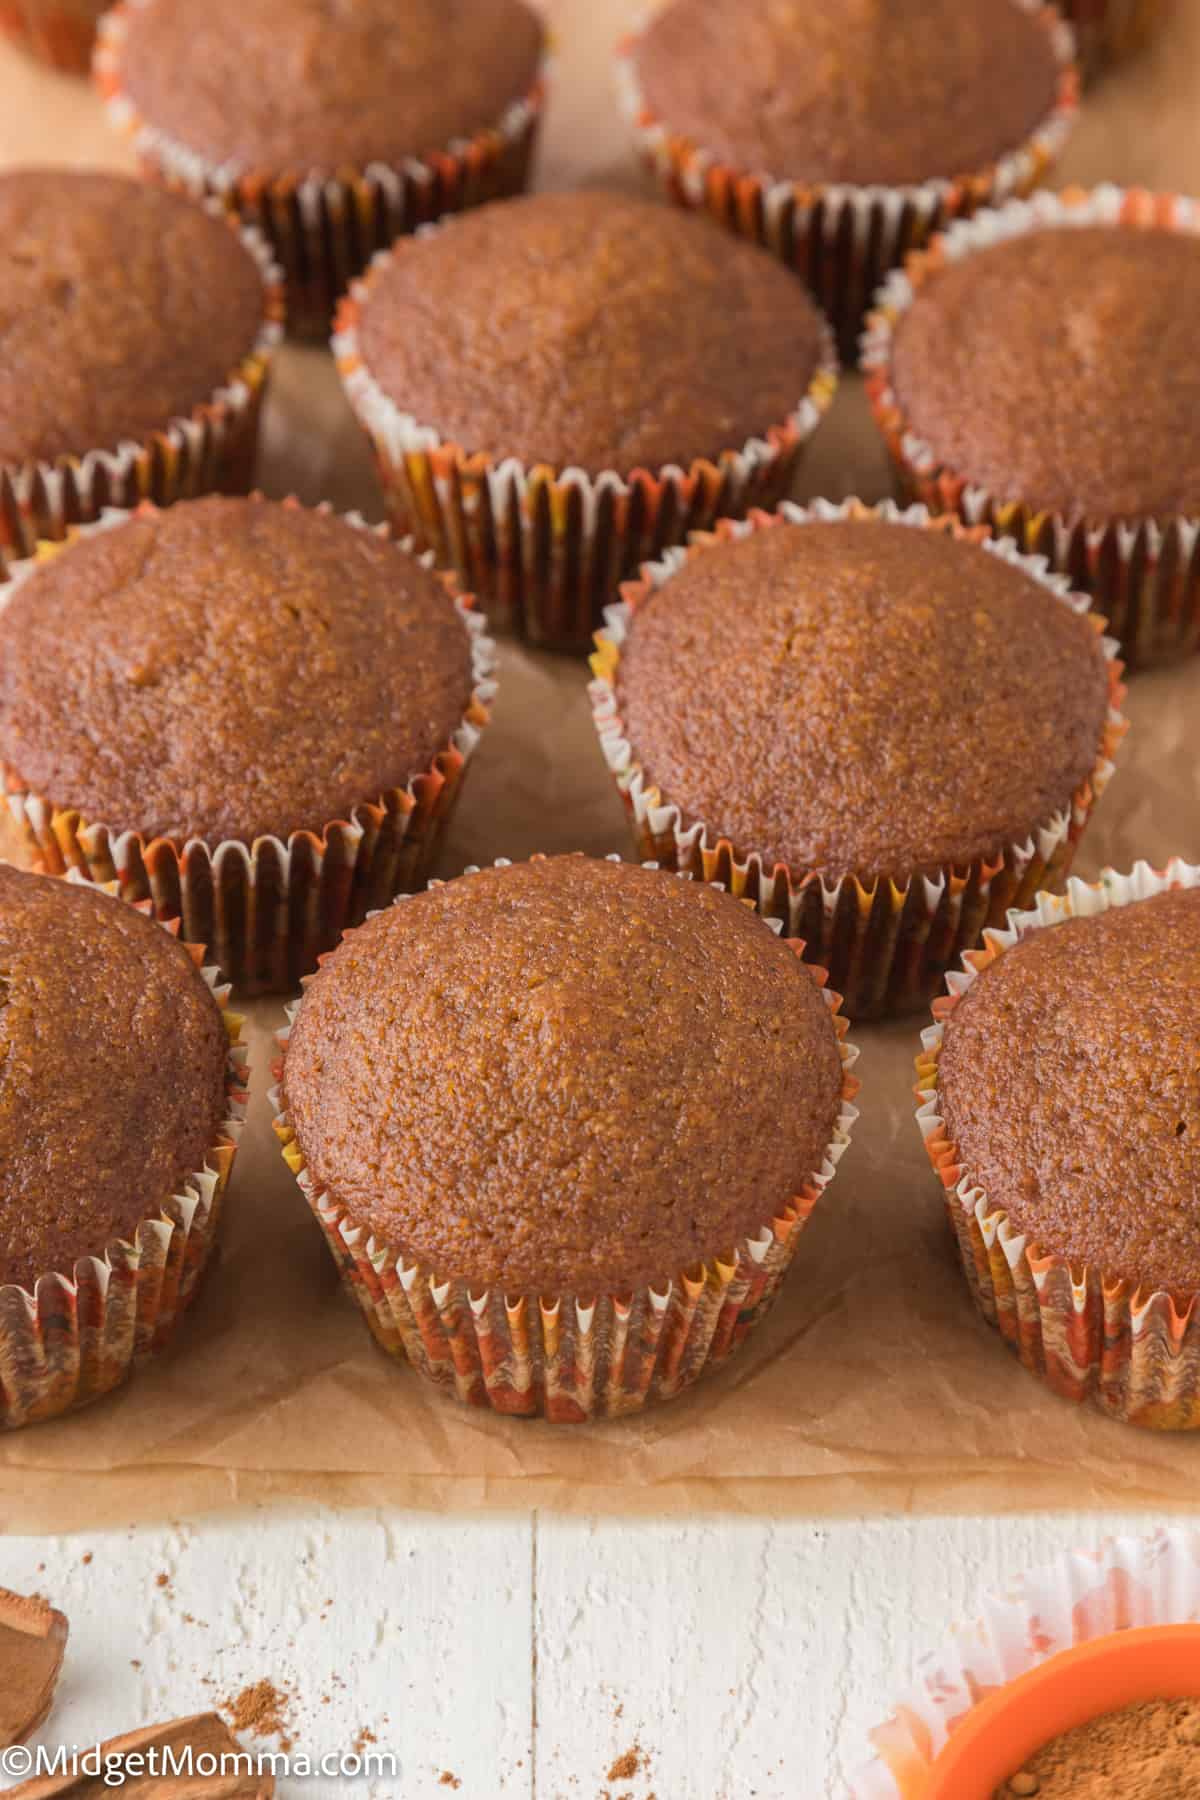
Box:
[221,1681,294,1754]
[995,1696,1200,1797]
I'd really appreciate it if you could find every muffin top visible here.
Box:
[614,517,1112,882]
[354,190,830,474]
[631,0,1061,188]
[282,855,846,1293]
[888,224,1200,522]
[0,170,266,468]
[117,0,543,174]
[0,497,475,845]
[938,886,1200,1294]
[0,866,228,1291]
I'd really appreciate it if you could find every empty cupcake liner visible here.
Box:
[0,499,497,995]
[0,206,282,579]
[589,497,1128,1022]
[0,899,246,1431]
[916,858,1200,1431]
[94,0,547,338]
[270,855,861,1423]
[852,1526,1200,1797]
[1060,0,1164,79]
[616,0,1078,364]
[332,248,838,652]
[863,185,1200,668]
[0,0,106,71]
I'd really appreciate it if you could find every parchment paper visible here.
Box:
[1,0,1199,1530]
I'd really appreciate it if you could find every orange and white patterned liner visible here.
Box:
[333,246,838,651]
[589,498,1128,1021]
[863,185,1200,667]
[0,892,246,1431]
[1059,0,1164,79]
[0,206,282,578]
[0,499,497,995]
[852,1527,1200,1797]
[270,856,861,1424]
[616,0,1078,363]
[916,858,1200,1432]
[94,0,547,337]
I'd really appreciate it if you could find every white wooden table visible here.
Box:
[0,1506,1178,1796]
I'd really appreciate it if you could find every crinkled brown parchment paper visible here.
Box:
[0,0,1198,1528]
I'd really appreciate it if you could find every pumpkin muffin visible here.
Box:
[0,169,280,571]
[918,862,1200,1428]
[590,502,1126,1018]
[618,0,1077,358]
[276,854,859,1419]
[0,864,243,1429]
[335,188,837,649]
[97,0,546,335]
[0,495,494,991]
[864,189,1200,666]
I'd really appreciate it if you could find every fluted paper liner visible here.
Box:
[94,0,547,338]
[589,498,1128,1021]
[333,248,839,651]
[270,857,860,1424]
[863,185,1200,667]
[0,0,105,71]
[616,0,1078,363]
[1062,0,1164,79]
[0,500,498,995]
[0,897,246,1431]
[852,1526,1200,1797]
[0,206,282,578]
[915,858,1200,1432]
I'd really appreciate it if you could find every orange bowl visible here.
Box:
[924,1623,1200,1798]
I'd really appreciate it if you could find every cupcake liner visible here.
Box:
[1060,0,1164,78]
[588,497,1128,1022]
[270,855,861,1423]
[863,185,1200,669]
[852,1526,1200,1797]
[0,0,105,71]
[333,255,838,653]
[0,206,282,579]
[0,896,247,1431]
[94,0,547,339]
[915,857,1200,1431]
[0,500,498,996]
[615,1,1078,364]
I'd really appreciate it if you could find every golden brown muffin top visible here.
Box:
[0,497,474,845]
[0,865,228,1291]
[354,190,829,475]
[614,518,1112,882]
[117,0,544,173]
[282,855,846,1294]
[890,225,1200,522]
[632,0,1061,187]
[0,170,266,468]
[938,886,1200,1294]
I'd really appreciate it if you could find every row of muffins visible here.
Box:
[0,491,1123,1009]
[2,0,1194,1432]
[2,163,1199,659]
[4,835,1199,1434]
[4,0,1160,327]
[0,489,1191,1432]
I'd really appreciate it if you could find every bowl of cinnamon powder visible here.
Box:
[922,1624,1200,1800]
